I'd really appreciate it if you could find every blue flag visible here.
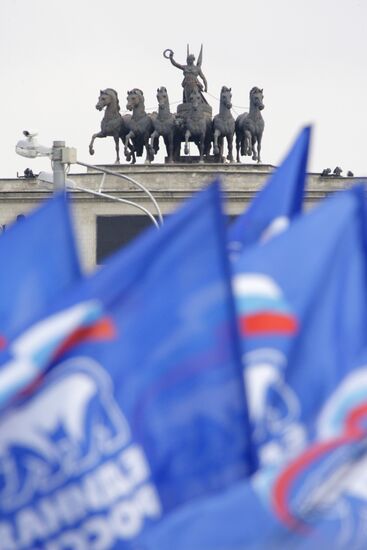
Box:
[140,432,367,550]
[0,183,255,549]
[0,193,81,345]
[140,185,367,549]
[228,126,311,257]
[234,183,367,497]
[234,184,367,547]
[139,477,288,550]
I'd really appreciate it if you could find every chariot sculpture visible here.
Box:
[89,46,265,164]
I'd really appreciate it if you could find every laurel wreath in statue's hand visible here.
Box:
[163,49,174,59]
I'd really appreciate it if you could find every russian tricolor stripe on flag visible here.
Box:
[0,301,116,410]
[233,273,298,336]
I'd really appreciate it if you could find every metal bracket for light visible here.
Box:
[15,133,163,229]
[37,171,160,229]
[75,161,163,226]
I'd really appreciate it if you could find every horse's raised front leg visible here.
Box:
[121,136,136,164]
[124,131,134,158]
[149,130,159,160]
[89,132,104,156]
[113,134,120,164]
[184,130,191,155]
[129,144,136,164]
[150,130,158,153]
[213,128,220,156]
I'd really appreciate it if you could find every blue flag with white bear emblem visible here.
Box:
[0,182,255,549]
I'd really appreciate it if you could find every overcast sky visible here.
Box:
[1,0,366,178]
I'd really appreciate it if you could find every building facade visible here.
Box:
[0,163,361,271]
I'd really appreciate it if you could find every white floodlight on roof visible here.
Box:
[15,131,52,159]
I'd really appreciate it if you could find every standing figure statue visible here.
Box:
[164,45,208,104]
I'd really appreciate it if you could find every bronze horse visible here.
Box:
[213,86,235,162]
[174,88,212,163]
[89,89,135,164]
[149,87,176,163]
[124,89,156,163]
[235,87,265,163]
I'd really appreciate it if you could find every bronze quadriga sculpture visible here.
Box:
[89,47,265,164]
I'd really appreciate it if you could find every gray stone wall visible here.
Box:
[0,164,363,271]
